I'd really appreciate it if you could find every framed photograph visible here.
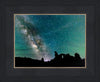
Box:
[0,0,100,82]
[14,14,86,68]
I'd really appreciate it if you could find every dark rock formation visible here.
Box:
[15,51,85,67]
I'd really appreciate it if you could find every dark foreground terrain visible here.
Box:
[15,51,85,67]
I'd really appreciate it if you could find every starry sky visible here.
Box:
[15,14,86,61]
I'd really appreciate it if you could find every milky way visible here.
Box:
[15,15,51,61]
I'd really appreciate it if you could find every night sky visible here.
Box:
[15,14,85,61]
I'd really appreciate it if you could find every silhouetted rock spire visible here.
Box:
[55,51,58,57]
[41,58,44,62]
[75,53,81,60]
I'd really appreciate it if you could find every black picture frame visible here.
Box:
[0,0,100,82]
